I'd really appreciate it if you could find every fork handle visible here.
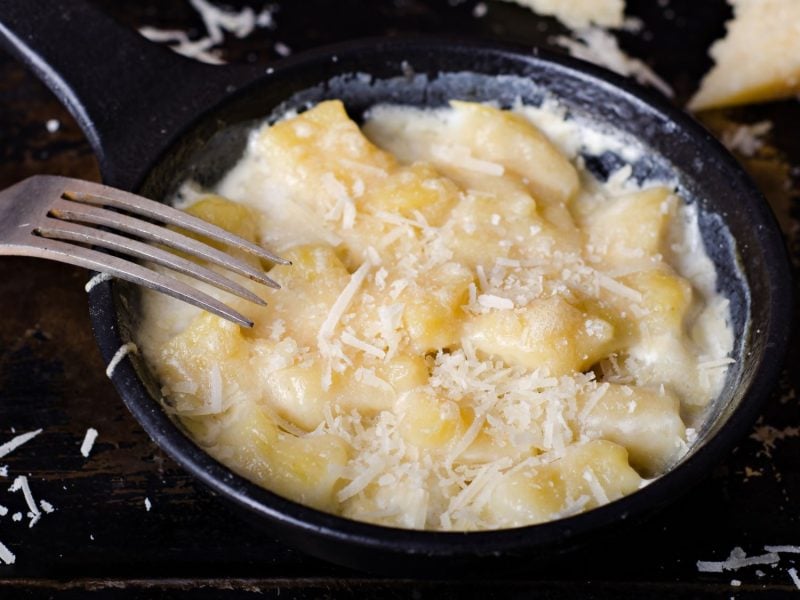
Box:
[0,0,263,190]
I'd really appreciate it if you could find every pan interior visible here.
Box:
[113,49,765,550]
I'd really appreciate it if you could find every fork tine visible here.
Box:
[49,198,281,289]
[36,218,268,307]
[26,238,254,327]
[61,181,290,265]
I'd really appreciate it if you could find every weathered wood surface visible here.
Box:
[1,0,799,596]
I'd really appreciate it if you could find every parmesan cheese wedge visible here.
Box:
[689,0,800,111]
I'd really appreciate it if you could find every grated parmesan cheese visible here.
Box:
[139,27,222,65]
[697,547,780,573]
[0,541,15,565]
[789,568,800,590]
[139,0,275,65]
[0,429,42,459]
[106,342,138,378]
[432,144,505,176]
[764,545,800,554]
[208,364,223,414]
[318,262,372,388]
[8,476,41,529]
[337,459,386,502]
[319,262,372,345]
[341,331,386,359]
[477,294,514,310]
[583,467,610,504]
[594,271,643,302]
[84,272,113,292]
[80,428,98,458]
[554,28,674,98]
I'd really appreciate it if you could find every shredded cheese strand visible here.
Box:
[0,429,42,459]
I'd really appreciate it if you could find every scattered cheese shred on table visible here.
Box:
[789,568,800,590]
[721,121,772,157]
[144,498,152,512]
[80,428,99,458]
[0,541,15,565]
[0,429,43,459]
[765,545,800,554]
[697,547,780,573]
[553,27,674,97]
[139,0,275,65]
[0,466,7,477]
[477,294,515,310]
[106,343,138,378]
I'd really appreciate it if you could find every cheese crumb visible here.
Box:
[144,497,152,512]
[138,0,275,65]
[274,41,291,57]
[341,331,386,359]
[80,428,99,458]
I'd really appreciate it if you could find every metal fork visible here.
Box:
[0,175,290,327]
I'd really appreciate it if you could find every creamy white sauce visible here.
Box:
[137,97,735,530]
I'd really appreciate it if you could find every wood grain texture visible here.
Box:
[0,0,799,595]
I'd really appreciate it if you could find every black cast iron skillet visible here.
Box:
[0,0,792,574]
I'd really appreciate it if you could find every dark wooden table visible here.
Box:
[1,0,799,597]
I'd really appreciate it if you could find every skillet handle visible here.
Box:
[0,0,262,189]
